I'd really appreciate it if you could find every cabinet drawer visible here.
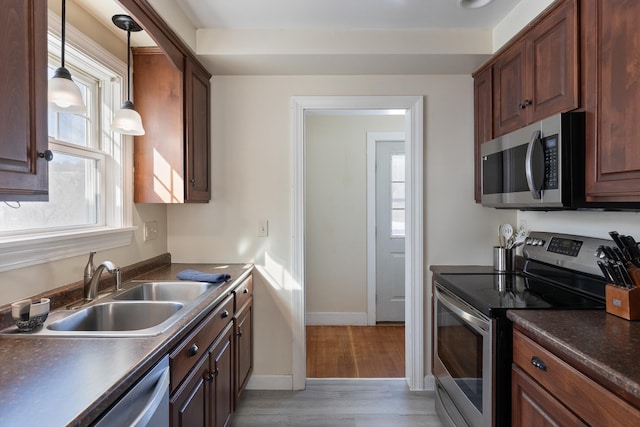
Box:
[170,295,234,392]
[513,330,640,427]
[234,275,253,312]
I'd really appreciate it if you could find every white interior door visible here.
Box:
[375,140,405,323]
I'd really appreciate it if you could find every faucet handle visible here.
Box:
[84,251,96,285]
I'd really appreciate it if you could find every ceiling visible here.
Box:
[175,0,522,30]
[74,0,527,75]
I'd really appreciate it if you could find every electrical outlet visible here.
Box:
[258,220,269,237]
[144,221,158,241]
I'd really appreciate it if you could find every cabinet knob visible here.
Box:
[531,355,547,371]
[237,330,243,337]
[221,310,229,319]
[205,372,214,382]
[187,344,199,357]
[190,178,196,186]
[38,150,54,161]
[518,99,533,110]
[243,288,249,294]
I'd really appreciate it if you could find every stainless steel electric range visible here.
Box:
[432,231,611,427]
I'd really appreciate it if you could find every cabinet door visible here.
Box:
[210,324,234,427]
[0,0,48,201]
[185,58,211,202]
[493,42,528,136]
[473,67,492,203]
[583,0,640,202]
[235,298,253,402]
[528,0,578,122]
[171,355,209,427]
[132,48,184,203]
[512,366,587,427]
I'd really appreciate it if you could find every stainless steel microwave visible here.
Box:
[481,112,585,210]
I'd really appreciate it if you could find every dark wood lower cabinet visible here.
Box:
[512,366,587,426]
[211,324,234,427]
[171,356,209,427]
[170,275,253,427]
[234,298,253,403]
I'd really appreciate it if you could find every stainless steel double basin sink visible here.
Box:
[11,281,223,337]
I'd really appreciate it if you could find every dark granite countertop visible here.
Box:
[0,263,253,426]
[508,310,640,406]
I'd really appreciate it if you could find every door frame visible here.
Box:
[367,132,406,326]
[291,96,424,390]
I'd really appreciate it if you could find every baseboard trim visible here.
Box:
[246,375,294,390]
[306,312,368,326]
[423,374,436,391]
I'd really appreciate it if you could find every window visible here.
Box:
[0,13,133,271]
[390,153,405,238]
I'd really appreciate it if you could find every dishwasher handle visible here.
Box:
[93,356,170,427]
[131,362,170,427]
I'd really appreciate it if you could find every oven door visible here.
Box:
[434,284,492,427]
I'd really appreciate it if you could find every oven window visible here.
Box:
[437,303,484,412]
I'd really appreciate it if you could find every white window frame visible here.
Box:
[0,12,134,272]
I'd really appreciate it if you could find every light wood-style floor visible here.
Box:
[231,379,444,427]
[306,325,405,378]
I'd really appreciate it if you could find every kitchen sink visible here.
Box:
[113,281,218,302]
[1,279,223,338]
[46,301,184,334]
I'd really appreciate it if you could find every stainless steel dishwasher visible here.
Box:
[93,356,170,427]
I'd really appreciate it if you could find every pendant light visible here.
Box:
[48,0,86,114]
[111,15,145,136]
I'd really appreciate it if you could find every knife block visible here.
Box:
[606,284,640,320]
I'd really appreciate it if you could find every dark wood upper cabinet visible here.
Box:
[117,0,212,203]
[473,67,492,203]
[582,0,640,202]
[493,0,578,137]
[0,0,49,201]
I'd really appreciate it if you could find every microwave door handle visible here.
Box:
[525,130,544,200]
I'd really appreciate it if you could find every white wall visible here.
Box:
[305,114,405,320]
[167,75,515,383]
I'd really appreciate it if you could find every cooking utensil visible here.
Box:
[509,226,529,249]
[500,224,513,248]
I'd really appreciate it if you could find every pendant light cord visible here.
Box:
[60,0,66,67]
[126,28,131,102]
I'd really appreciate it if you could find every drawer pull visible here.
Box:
[531,356,547,371]
[187,344,199,357]
[221,310,230,319]
[243,288,249,294]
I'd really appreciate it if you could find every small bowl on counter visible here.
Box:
[11,298,50,332]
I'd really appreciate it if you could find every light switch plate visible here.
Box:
[144,221,158,241]
[258,220,269,237]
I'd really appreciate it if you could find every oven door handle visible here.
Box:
[436,288,489,333]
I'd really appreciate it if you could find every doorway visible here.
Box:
[291,96,424,390]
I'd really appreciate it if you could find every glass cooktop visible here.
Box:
[435,272,606,318]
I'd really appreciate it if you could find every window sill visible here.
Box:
[0,227,136,272]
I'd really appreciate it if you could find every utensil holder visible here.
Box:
[606,284,640,320]
[493,247,515,273]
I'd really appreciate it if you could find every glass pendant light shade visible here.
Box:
[48,67,86,114]
[49,0,86,114]
[111,100,145,136]
[111,15,144,136]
